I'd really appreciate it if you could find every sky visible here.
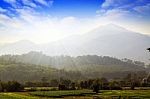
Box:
[0,0,150,44]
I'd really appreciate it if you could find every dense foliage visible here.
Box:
[0,81,23,92]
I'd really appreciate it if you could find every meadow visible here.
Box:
[1,89,150,99]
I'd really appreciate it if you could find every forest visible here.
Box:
[0,51,148,81]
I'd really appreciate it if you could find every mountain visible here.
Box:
[0,40,39,55]
[43,24,150,63]
[81,24,150,62]
[0,24,150,62]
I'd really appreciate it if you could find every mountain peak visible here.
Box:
[105,23,118,27]
[102,24,127,31]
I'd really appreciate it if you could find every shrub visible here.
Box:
[58,84,67,90]
[1,81,24,92]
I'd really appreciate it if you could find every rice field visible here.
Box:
[1,89,150,99]
[29,90,95,98]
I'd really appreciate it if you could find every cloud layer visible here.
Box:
[0,0,150,43]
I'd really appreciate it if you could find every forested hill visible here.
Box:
[0,51,146,71]
[0,51,147,82]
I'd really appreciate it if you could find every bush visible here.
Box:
[58,84,67,90]
[70,83,76,90]
[1,81,24,92]
[109,81,122,90]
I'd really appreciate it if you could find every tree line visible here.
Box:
[1,72,150,92]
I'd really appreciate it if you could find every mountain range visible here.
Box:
[0,24,150,63]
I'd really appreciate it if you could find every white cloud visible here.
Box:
[0,14,11,25]
[98,0,135,20]
[3,0,23,9]
[3,0,53,9]
[35,0,53,6]
[134,3,150,15]
[101,0,131,8]
[61,17,77,25]
[105,9,130,19]
[0,7,7,12]
[101,0,150,15]
[0,10,101,43]
[96,9,106,14]
[3,0,16,4]
[101,0,114,8]
[22,0,37,8]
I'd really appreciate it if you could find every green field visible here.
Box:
[0,93,37,99]
[29,90,95,98]
[96,90,150,99]
[1,90,150,99]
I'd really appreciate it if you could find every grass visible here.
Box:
[95,90,150,99]
[0,93,37,99]
[1,89,150,99]
[30,89,150,98]
[29,90,95,98]
[0,92,53,99]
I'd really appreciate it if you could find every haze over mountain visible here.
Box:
[0,51,146,81]
[0,24,150,63]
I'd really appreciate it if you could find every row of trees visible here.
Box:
[0,71,150,92]
[24,72,150,91]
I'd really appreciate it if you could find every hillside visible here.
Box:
[0,61,84,82]
[0,52,147,81]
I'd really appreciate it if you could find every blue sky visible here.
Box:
[0,0,149,18]
[0,0,150,43]
[0,0,104,17]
